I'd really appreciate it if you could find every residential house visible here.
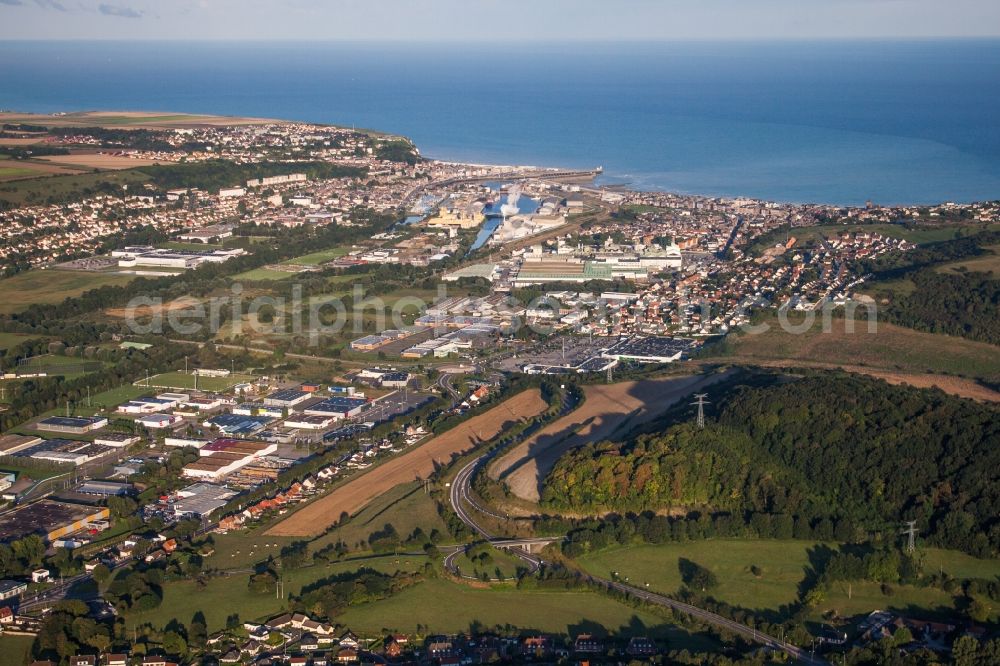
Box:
[335,650,358,664]
[573,634,603,654]
[626,637,657,657]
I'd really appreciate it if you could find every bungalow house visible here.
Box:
[300,634,319,651]
[220,650,241,664]
[338,632,360,649]
[101,655,128,666]
[312,654,329,666]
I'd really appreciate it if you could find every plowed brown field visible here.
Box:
[265,388,547,536]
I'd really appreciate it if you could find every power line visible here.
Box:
[901,520,918,553]
[691,393,710,429]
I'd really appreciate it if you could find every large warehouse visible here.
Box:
[0,499,110,543]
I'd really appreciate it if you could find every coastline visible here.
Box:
[1,108,996,209]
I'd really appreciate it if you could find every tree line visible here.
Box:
[544,374,1000,557]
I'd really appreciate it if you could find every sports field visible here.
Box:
[282,247,351,266]
[232,267,295,281]
[492,373,732,504]
[266,389,548,537]
[134,371,255,392]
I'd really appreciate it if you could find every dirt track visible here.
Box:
[727,358,1000,403]
[265,389,547,537]
[490,373,732,503]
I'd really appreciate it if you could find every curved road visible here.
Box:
[446,439,824,664]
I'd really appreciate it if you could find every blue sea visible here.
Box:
[2,40,999,205]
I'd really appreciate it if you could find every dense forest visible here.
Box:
[887,270,1000,344]
[543,375,1000,557]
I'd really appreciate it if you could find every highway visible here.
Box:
[445,433,824,665]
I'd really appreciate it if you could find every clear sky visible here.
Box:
[1,0,998,41]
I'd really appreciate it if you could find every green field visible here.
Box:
[283,247,351,266]
[310,481,449,552]
[135,371,255,392]
[818,579,961,620]
[161,241,224,251]
[935,244,1000,276]
[14,353,106,380]
[86,384,149,410]
[0,634,34,666]
[339,578,717,647]
[0,332,42,352]
[0,169,151,207]
[921,548,1000,581]
[128,557,720,650]
[0,269,135,314]
[0,166,40,179]
[232,268,296,281]
[713,314,1000,381]
[578,539,816,613]
[127,553,431,633]
[576,540,1000,621]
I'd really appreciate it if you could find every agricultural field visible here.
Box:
[0,165,45,180]
[38,153,165,170]
[309,481,449,552]
[0,269,136,314]
[710,315,1000,393]
[135,371,256,392]
[491,373,732,504]
[266,389,548,537]
[0,111,275,129]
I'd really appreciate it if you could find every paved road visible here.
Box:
[437,372,462,404]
